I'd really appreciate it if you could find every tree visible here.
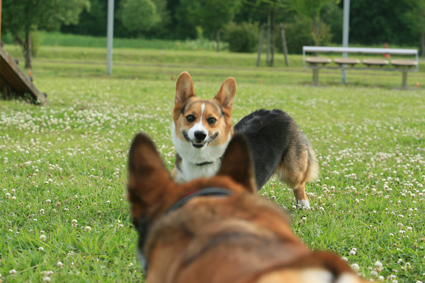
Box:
[247,0,288,65]
[404,0,425,58]
[119,0,160,38]
[2,0,90,69]
[177,0,242,51]
[348,0,413,46]
[287,0,338,45]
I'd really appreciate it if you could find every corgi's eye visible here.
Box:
[207,117,217,124]
[186,115,196,123]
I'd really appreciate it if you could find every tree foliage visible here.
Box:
[118,0,161,37]
[404,0,425,57]
[178,0,242,38]
[348,0,412,45]
[287,0,338,45]
[2,0,89,68]
[2,0,90,34]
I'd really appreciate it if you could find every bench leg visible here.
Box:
[402,72,407,89]
[313,69,319,86]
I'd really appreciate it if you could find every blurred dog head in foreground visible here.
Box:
[127,132,366,283]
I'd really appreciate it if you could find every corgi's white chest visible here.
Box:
[176,159,221,183]
[172,123,231,183]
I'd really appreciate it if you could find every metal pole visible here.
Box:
[107,0,114,75]
[342,0,350,83]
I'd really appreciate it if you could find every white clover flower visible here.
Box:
[378,275,384,281]
[38,247,44,251]
[351,263,360,272]
[46,199,51,204]
[370,270,378,277]
[42,277,51,282]
[84,226,92,233]
[349,250,357,255]
[9,269,17,275]
[39,235,46,242]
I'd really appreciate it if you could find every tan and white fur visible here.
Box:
[171,71,235,183]
[171,71,318,209]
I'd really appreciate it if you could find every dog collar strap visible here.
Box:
[167,187,233,214]
[195,161,214,166]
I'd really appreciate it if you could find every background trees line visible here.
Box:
[2,0,425,69]
[61,0,425,53]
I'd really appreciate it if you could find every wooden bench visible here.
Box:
[303,46,419,88]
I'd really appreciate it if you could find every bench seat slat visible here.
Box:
[390,59,417,67]
[306,57,331,64]
[334,58,360,65]
[362,59,389,66]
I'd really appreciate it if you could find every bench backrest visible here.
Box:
[302,46,419,71]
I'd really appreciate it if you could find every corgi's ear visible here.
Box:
[127,133,173,224]
[214,77,236,111]
[216,134,256,193]
[175,71,195,108]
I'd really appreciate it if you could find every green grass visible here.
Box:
[1,45,425,282]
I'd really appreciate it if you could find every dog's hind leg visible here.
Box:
[274,139,317,209]
[293,182,310,209]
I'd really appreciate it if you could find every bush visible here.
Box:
[223,22,259,53]
[277,17,332,54]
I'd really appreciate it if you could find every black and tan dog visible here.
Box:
[171,72,317,209]
[127,132,365,283]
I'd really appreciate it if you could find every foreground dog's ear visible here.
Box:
[175,71,195,108]
[216,134,256,193]
[127,133,172,222]
[214,77,236,111]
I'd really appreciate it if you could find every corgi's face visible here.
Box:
[172,72,235,158]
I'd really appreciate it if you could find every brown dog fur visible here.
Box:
[127,132,366,283]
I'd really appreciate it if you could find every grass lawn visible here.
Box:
[1,45,425,282]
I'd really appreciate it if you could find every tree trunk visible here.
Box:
[24,32,32,70]
[256,24,265,67]
[312,13,318,46]
[280,24,289,66]
[270,10,275,66]
[216,29,220,52]
[421,31,425,58]
[266,12,271,65]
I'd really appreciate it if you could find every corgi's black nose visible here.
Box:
[194,131,207,141]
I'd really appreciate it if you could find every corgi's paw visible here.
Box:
[295,198,311,210]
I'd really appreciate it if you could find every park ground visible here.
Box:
[0,43,425,282]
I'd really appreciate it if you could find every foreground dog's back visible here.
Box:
[127,133,366,283]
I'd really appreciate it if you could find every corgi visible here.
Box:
[171,72,318,209]
[127,132,366,283]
